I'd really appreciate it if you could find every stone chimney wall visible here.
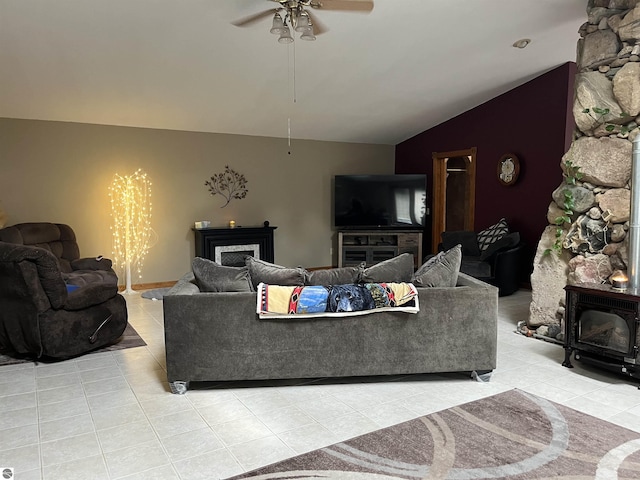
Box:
[528,0,640,338]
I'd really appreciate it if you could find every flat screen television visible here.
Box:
[334,174,427,229]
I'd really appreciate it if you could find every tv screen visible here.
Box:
[334,175,427,229]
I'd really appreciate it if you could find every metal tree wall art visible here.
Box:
[205,165,248,207]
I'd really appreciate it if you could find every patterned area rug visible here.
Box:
[0,323,146,367]
[229,389,640,479]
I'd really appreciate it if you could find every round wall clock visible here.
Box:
[497,153,520,186]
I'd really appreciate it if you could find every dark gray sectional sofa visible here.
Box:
[163,271,498,393]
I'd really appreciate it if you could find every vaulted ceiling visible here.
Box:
[0,0,587,145]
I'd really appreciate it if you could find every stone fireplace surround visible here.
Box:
[528,0,640,338]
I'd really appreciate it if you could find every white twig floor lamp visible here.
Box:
[109,169,153,294]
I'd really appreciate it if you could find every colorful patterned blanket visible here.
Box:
[256,282,419,319]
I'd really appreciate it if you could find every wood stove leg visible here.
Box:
[562,346,574,368]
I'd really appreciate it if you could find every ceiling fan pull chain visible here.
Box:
[287,37,295,155]
[293,40,297,104]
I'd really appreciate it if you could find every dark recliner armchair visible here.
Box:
[0,222,118,286]
[440,229,524,297]
[0,222,127,359]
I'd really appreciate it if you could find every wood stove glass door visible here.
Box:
[577,309,631,354]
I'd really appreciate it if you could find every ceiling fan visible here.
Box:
[232,0,374,43]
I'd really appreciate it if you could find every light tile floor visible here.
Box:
[2,289,640,479]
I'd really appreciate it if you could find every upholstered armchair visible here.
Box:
[438,219,524,297]
[0,222,118,287]
[0,223,127,358]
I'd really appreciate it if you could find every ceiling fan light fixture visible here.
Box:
[270,13,286,34]
[233,0,374,44]
[294,12,310,32]
[300,27,316,41]
[278,25,294,43]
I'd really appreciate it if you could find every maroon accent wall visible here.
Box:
[396,62,577,274]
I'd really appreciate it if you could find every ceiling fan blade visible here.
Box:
[306,10,329,35]
[231,9,277,28]
[311,0,374,12]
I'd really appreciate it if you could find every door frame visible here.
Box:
[431,148,477,253]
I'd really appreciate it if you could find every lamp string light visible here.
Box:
[108,168,155,294]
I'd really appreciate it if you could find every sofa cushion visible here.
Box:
[441,230,480,257]
[0,222,82,273]
[479,232,520,261]
[412,245,462,288]
[477,218,509,252]
[63,269,118,287]
[460,257,492,278]
[71,257,113,271]
[359,253,414,283]
[304,265,363,286]
[192,257,253,292]
[245,257,305,290]
[64,283,119,310]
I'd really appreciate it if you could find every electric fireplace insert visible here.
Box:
[563,283,640,381]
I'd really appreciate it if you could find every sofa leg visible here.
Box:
[471,370,492,382]
[169,381,190,394]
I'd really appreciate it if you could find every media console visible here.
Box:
[337,230,423,269]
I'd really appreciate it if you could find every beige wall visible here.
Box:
[0,118,394,284]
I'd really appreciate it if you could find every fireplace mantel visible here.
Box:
[193,226,276,266]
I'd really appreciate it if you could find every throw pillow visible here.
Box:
[476,218,509,252]
[304,265,363,286]
[479,232,520,261]
[245,256,305,290]
[412,244,462,288]
[359,253,414,283]
[441,230,480,257]
[192,257,253,292]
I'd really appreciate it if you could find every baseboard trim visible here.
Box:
[118,281,176,292]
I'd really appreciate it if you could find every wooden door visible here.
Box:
[431,148,477,253]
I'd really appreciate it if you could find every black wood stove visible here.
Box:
[563,283,640,382]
